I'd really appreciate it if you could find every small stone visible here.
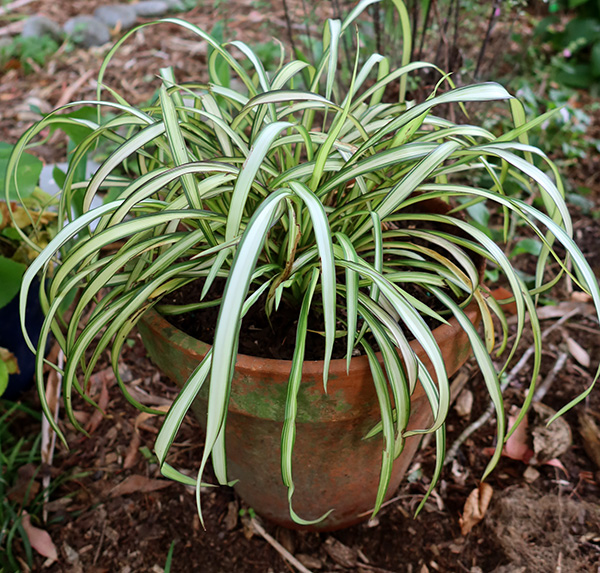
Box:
[22,15,63,41]
[132,1,170,17]
[64,16,111,47]
[94,5,138,30]
[523,466,540,483]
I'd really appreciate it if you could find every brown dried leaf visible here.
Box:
[531,403,572,463]
[109,475,171,498]
[455,389,473,418]
[324,537,358,568]
[536,301,594,320]
[122,431,142,470]
[578,412,600,470]
[459,483,493,536]
[134,404,171,432]
[504,413,533,463]
[7,464,40,505]
[21,512,58,562]
[224,500,239,531]
[0,347,19,374]
[85,378,110,433]
[566,337,590,368]
[571,291,592,303]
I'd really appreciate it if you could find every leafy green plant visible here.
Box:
[0,402,43,571]
[0,144,59,397]
[7,0,600,527]
[536,0,600,88]
[0,36,59,74]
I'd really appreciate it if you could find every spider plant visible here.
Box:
[7,0,600,526]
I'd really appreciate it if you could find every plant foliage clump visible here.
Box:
[6,0,600,525]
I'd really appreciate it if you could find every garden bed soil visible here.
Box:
[8,298,600,572]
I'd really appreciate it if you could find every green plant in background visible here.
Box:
[0,36,59,74]
[0,402,43,571]
[537,0,600,89]
[6,0,600,527]
[0,143,59,397]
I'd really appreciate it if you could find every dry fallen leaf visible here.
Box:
[122,430,142,470]
[459,483,493,536]
[85,377,110,433]
[531,402,572,463]
[566,337,591,368]
[489,287,517,315]
[109,475,171,498]
[571,291,592,303]
[224,500,239,531]
[455,389,473,418]
[578,412,600,470]
[503,413,533,463]
[21,512,58,562]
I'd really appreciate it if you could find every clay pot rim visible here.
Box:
[141,195,486,378]
[142,299,481,378]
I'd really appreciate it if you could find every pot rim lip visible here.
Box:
[139,196,485,377]
[141,299,481,377]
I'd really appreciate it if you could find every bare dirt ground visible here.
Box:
[2,0,600,572]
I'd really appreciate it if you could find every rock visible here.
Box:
[131,1,170,17]
[64,16,111,47]
[164,0,185,10]
[94,5,138,30]
[22,15,63,41]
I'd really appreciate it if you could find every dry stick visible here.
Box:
[54,69,96,109]
[474,0,501,79]
[0,0,37,16]
[281,0,298,57]
[42,348,63,523]
[444,307,582,465]
[533,351,569,404]
[250,518,313,573]
[355,493,414,519]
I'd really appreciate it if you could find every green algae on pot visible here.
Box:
[138,295,481,530]
[9,0,600,531]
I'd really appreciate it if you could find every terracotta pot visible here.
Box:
[138,299,480,531]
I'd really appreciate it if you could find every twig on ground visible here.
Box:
[250,518,313,573]
[0,0,36,16]
[54,69,96,108]
[533,351,569,404]
[42,346,63,522]
[356,493,414,519]
[0,20,24,36]
[445,307,582,465]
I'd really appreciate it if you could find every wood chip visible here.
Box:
[224,500,239,531]
[454,389,473,418]
[109,475,171,498]
[296,554,323,570]
[579,412,600,470]
[323,537,358,568]
[122,431,142,470]
[566,337,591,368]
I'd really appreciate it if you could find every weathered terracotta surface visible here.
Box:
[138,301,480,531]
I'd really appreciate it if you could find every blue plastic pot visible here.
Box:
[0,279,46,400]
